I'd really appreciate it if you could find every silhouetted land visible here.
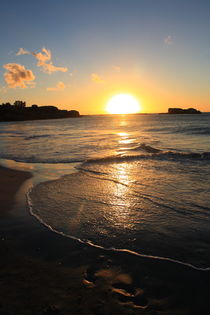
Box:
[168,107,201,114]
[0,101,80,122]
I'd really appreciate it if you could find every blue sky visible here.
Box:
[0,0,210,113]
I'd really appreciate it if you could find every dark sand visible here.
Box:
[0,166,210,315]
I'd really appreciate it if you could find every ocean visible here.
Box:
[1,113,210,270]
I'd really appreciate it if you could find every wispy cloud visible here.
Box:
[39,62,68,74]
[16,48,30,56]
[164,35,173,45]
[3,63,35,88]
[47,81,65,91]
[16,47,68,74]
[91,73,104,83]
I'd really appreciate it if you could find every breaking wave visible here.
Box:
[1,143,210,165]
[85,145,210,165]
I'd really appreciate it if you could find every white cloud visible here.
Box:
[164,35,173,45]
[3,63,35,88]
[47,81,65,91]
[91,73,104,83]
[16,47,68,74]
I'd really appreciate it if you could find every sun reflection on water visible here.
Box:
[107,162,136,230]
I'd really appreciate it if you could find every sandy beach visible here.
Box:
[0,166,210,315]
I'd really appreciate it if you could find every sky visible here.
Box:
[0,0,210,114]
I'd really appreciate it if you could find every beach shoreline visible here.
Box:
[0,165,210,314]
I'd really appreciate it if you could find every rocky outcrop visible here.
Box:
[168,108,201,114]
[0,103,80,122]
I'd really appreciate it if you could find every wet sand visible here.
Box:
[0,166,210,315]
[0,166,31,214]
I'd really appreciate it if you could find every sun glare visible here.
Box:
[106,94,141,114]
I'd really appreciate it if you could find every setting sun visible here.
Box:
[106,94,141,114]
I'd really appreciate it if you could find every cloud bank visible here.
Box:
[3,63,35,88]
[17,47,68,74]
[47,81,65,91]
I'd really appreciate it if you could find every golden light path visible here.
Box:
[106,94,141,114]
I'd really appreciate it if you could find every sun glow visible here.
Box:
[106,94,141,114]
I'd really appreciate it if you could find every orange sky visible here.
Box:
[2,66,209,115]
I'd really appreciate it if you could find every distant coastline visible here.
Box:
[0,101,80,122]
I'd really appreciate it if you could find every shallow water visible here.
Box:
[1,114,210,268]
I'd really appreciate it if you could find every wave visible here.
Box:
[1,156,84,164]
[85,146,210,165]
[129,143,161,153]
[146,126,210,136]
[181,126,210,135]
[27,190,210,272]
[1,142,210,165]
[5,148,210,165]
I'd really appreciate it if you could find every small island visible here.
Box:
[0,101,80,122]
[168,107,201,114]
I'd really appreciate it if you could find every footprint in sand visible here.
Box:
[83,258,148,309]
[112,282,148,309]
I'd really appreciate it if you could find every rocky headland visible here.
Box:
[0,101,80,122]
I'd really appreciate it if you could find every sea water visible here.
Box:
[0,114,210,269]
